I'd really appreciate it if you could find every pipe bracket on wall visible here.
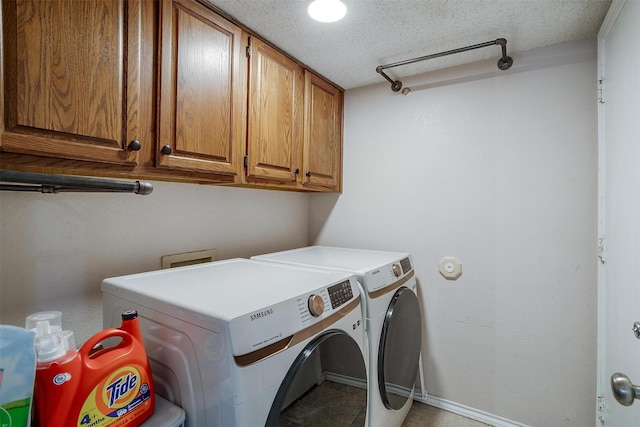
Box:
[376,38,514,93]
[0,170,153,195]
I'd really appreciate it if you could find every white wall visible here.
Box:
[0,182,309,343]
[310,39,598,426]
[0,38,598,427]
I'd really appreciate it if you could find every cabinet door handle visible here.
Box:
[161,145,172,155]
[294,168,300,175]
[128,140,142,151]
[306,171,312,177]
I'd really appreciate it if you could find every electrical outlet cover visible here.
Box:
[438,256,462,280]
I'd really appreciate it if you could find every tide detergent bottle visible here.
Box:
[31,310,155,427]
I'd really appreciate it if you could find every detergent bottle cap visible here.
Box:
[122,310,139,321]
[34,330,76,363]
[26,311,62,336]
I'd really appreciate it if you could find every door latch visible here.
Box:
[633,321,640,339]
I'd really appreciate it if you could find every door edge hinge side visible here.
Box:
[597,79,606,104]
[598,236,606,264]
[244,155,248,168]
[246,45,251,57]
[597,395,607,425]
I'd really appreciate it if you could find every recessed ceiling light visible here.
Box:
[308,0,347,23]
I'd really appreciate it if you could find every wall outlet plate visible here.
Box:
[438,256,462,280]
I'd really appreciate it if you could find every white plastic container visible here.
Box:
[141,395,185,427]
[0,325,36,427]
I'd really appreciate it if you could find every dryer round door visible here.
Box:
[378,286,422,410]
[266,330,367,426]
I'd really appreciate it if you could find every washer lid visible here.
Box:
[101,258,360,355]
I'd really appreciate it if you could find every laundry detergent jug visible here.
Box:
[31,310,154,427]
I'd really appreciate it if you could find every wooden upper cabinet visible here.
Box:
[246,36,304,185]
[156,0,246,178]
[302,71,343,191]
[0,0,342,191]
[1,0,143,164]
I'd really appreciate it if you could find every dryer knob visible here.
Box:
[308,294,325,317]
[392,263,402,277]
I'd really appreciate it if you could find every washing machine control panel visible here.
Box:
[308,294,325,317]
[327,280,353,309]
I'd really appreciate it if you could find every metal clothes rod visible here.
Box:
[0,170,153,195]
[376,38,514,92]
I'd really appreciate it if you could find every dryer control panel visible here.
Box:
[400,257,412,274]
[363,256,414,293]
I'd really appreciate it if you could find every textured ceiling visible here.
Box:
[204,0,612,90]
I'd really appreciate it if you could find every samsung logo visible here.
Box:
[372,269,380,275]
[250,309,274,321]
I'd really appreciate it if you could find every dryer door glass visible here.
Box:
[378,286,422,410]
[266,331,367,427]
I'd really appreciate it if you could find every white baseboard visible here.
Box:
[325,372,528,427]
[413,394,531,427]
[323,371,368,390]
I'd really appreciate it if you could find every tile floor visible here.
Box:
[278,380,490,427]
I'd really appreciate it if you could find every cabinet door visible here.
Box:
[246,37,304,185]
[156,0,246,178]
[1,0,143,165]
[302,71,343,191]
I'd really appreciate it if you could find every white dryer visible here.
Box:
[253,246,424,427]
[102,258,368,427]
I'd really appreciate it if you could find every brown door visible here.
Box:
[302,71,343,191]
[156,0,246,178]
[246,37,304,186]
[1,0,144,165]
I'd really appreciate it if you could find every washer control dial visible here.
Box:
[392,263,402,277]
[308,294,325,317]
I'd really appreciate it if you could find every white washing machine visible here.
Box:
[253,246,424,427]
[102,258,368,427]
